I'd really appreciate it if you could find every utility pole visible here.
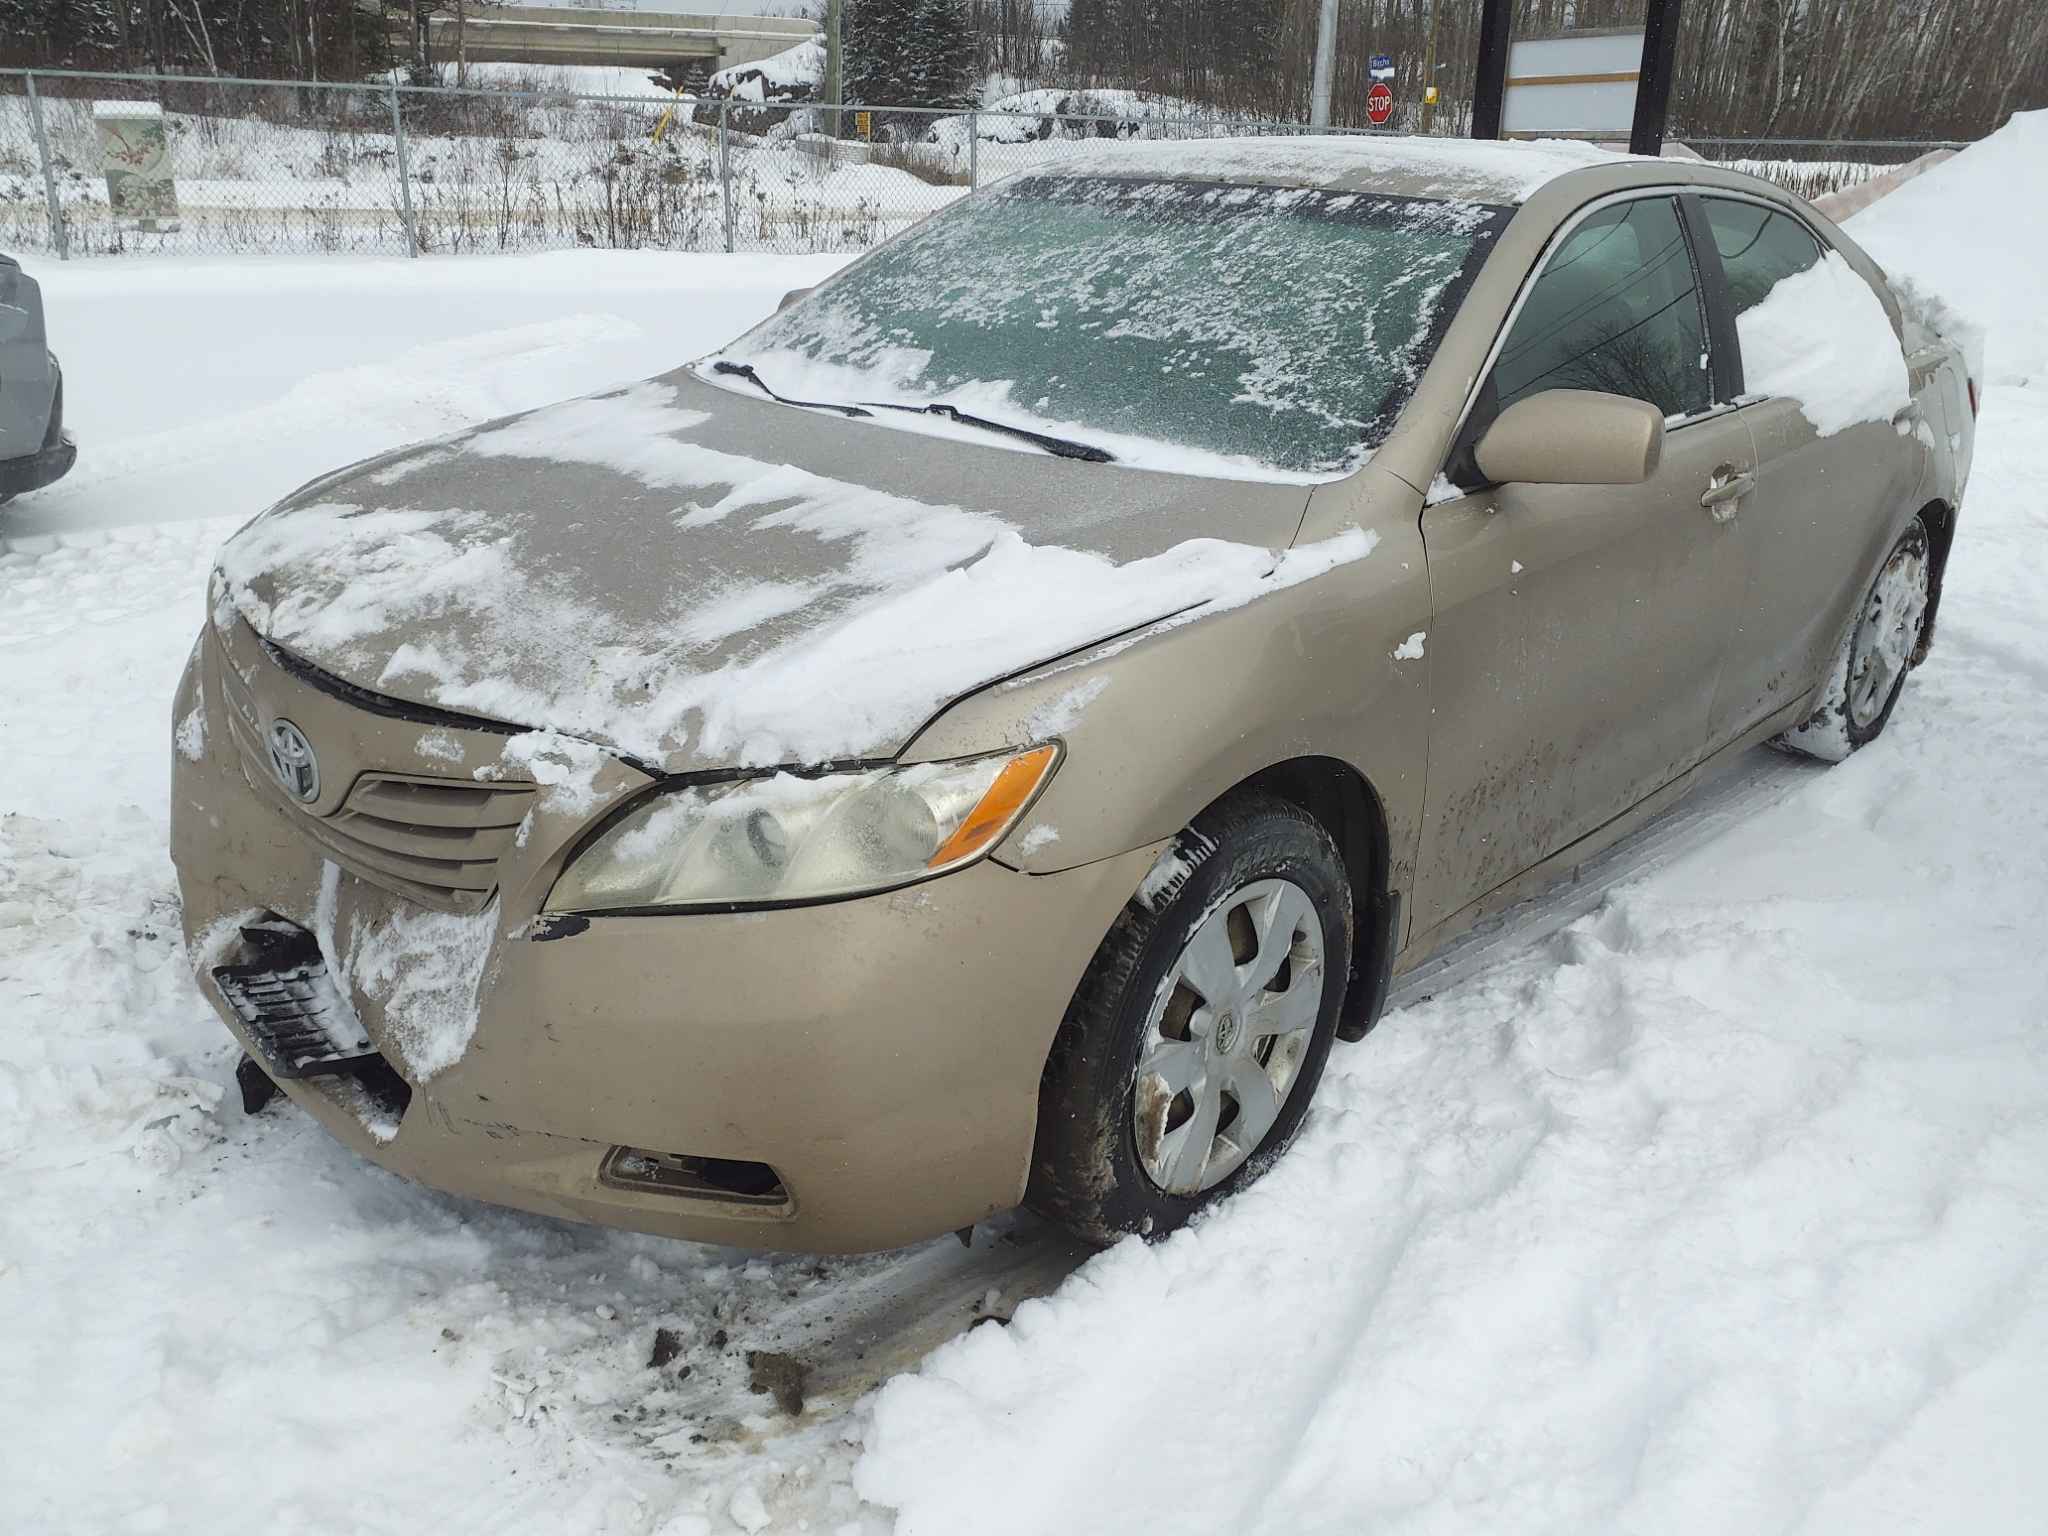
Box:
[1309,0,1339,129]
[825,0,844,140]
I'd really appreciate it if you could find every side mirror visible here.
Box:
[1473,388,1665,486]
[776,286,815,312]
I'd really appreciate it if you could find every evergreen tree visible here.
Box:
[846,0,978,115]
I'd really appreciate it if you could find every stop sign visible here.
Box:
[1367,82,1394,126]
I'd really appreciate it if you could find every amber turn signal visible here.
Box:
[927,744,1060,868]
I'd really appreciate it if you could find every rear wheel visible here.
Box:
[1777,519,1931,762]
[1027,794,1351,1245]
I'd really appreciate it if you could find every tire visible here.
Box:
[1027,793,1353,1245]
[1776,519,1932,763]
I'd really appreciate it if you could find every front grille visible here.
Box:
[313,773,533,912]
[217,638,534,912]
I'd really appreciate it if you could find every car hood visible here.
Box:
[215,368,1329,774]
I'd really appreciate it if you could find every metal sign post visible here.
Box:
[1473,0,1682,149]
[1471,0,1512,140]
[1631,0,1684,155]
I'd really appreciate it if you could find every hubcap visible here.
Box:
[1131,877,1327,1197]
[1847,540,1931,730]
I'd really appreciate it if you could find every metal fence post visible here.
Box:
[387,78,419,256]
[24,71,69,261]
[969,111,979,191]
[719,97,735,254]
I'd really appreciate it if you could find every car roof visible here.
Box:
[1026,133,1653,206]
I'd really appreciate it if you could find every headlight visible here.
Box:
[545,744,1059,912]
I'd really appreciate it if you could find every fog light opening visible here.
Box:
[599,1145,790,1209]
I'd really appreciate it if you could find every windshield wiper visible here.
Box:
[712,360,1112,463]
[860,400,1114,463]
[711,360,872,419]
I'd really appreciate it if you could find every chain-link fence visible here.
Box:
[0,68,1974,261]
[0,69,1351,260]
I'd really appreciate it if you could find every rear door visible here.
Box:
[1691,194,1928,743]
[1412,194,1752,931]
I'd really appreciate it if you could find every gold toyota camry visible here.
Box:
[172,136,1974,1252]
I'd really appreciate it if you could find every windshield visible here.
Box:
[710,175,1513,479]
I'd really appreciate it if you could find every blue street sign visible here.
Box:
[1369,53,1395,79]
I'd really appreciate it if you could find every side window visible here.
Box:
[1702,197,1824,317]
[1489,197,1711,425]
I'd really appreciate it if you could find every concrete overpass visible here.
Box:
[403,8,816,76]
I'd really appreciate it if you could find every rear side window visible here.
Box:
[1488,196,1711,424]
[1703,197,1824,315]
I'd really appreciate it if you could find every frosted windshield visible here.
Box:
[720,175,1512,477]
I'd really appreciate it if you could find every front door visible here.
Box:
[1413,194,1751,933]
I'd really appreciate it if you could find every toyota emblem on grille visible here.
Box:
[266,719,320,803]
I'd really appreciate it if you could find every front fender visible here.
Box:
[901,487,1434,906]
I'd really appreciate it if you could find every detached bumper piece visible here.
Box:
[212,922,375,1078]
[236,1054,282,1114]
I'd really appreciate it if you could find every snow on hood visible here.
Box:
[216,374,1365,772]
[1041,133,1631,203]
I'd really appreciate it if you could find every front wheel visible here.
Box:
[1027,793,1352,1245]
[1777,519,1931,762]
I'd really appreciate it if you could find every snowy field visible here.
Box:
[5,120,2048,1534]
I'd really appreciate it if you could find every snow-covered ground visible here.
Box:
[5,121,2048,1534]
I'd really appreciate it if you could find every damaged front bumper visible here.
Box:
[170,617,1152,1254]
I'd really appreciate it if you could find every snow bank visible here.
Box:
[1848,107,2048,386]
[1737,251,1912,435]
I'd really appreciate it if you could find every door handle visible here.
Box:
[1701,468,1755,521]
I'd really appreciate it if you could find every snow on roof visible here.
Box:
[91,100,165,120]
[1034,133,1632,204]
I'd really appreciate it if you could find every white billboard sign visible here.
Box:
[1503,28,1644,138]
